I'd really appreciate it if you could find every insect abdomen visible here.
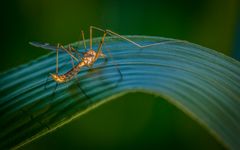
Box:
[62,62,85,82]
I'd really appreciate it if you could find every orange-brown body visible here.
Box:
[51,49,98,83]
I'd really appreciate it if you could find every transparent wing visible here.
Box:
[29,41,67,52]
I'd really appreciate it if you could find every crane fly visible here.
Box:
[30,26,187,97]
[27,26,189,129]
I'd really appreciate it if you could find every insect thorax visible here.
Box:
[82,49,96,66]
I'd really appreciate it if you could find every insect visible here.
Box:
[27,26,189,130]
[30,26,187,96]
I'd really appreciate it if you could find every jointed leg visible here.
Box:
[103,45,123,84]
[56,43,59,74]
[68,45,76,69]
[60,45,79,62]
[43,43,59,90]
[68,44,82,61]
[45,44,75,93]
[70,47,83,60]
[90,26,188,48]
[88,44,122,87]
[90,26,93,49]
[54,45,79,77]
[78,30,87,51]
[94,31,107,61]
[53,44,79,78]
[75,76,90,99]
[81,30,87,50]
[44,44,60,90]
[67,47,89,99]
[89,26,122,84]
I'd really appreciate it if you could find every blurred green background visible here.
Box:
[2,0,239,149]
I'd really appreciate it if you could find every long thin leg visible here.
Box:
[104,46,123,84]
[77,30,87,51]
[68,44,80,60]
[90,26,93,49]
[87,44,122,88]
[44,43,59,89]
[88,27,122,85]
[54,45,78,77]
[76,30,107,95]
[94,31,107,61]
[87,55,107,73]
[81,30,87,50]
[66,49,89,98]
[46,44,75,97]
[71,47,83,60]
[57,44,80,74]
[69,51,75,67]
[90,26,188,48]
[60,45,79,62]
[75,76,90,99]
[56,43,59,74]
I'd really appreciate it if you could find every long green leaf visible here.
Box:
[0,36,239,149]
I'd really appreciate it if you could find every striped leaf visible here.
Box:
[0,36,239,149]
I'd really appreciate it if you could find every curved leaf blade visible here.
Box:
[0,36,239,149]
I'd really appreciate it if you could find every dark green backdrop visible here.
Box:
[2,0,239,149]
